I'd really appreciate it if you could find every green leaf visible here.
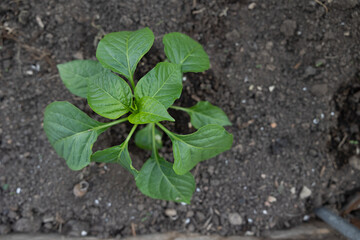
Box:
[163,124,233,175]
[178,101,232,129]
[57,60,104,98]
[96,28,154,80]
[163,32,210,73]
[129,97,175,124]
[135,62,182,109]
[91,143,138,177]
[43,101,109,170]
[87,70,132,119]
[134,124,163,150]
[135,153,195,203]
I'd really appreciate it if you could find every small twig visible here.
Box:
[314,0,328,13]
[192,0,196,8]
[193,164,200,177]
[131,222,136,236]
[338,133,348,150]
[192,8,206,14]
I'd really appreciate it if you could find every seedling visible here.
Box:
[44,28,233,203]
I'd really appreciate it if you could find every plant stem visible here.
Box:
[129,75,135,91]
[124,124,138,145]
[96,117,128,130]
[170,105,190,112]
[156,122,173,137]
[151,123,157,154]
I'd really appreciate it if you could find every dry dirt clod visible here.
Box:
[73,180,89,198]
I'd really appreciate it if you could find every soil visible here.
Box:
[1,0,360,238]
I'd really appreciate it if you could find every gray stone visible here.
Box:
[0,224,11,235]
[228,212,243,225]
[63,220,90,237]
[349,155,360,170]
[280,20,297,37]
[310,84,328,96]
[304,66,317,78]
[12,218,41,233]
[196,211,206,222]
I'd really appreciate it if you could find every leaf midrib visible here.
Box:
[92,78,131,112]
[153,155,187,201]
[151,66,179,98]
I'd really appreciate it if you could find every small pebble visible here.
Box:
[303,215,310,221]
[248,218,253,223]
[165,209,177,217]
[262,210,268,215]
[81,230,87,236]
[300,186,312,199]
[16,188,21,194]
[228,213,243,225]
[270,122,277,128]
[313,118,319,124]
[268,196,277,203]
[25,70,33,75]
[94,199,99,205]
[248,2,256,10]
[185,218,191,225]
[269,86,275,92]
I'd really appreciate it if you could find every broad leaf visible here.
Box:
[87,70,132,119]
[135,62,182,109]
[129,97,175,124]
[43,101,108,170]
[135,153,195,203]
[134,124,163,150]
[163,32,210,73]
[91,143,138,177]
[181,101,232,129]
[96,28,154,80]
[57,60,104,98]
[166,124,233,175]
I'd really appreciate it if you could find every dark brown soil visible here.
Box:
[1,0,360,238]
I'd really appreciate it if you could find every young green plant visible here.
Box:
[44,28,233,203]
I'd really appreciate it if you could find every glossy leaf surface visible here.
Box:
[129,97,175,124]
[134,124,163,150]
[163,32,210,73]
[165,124,233,175]
[135,153,195,203]
[57,60,103,98]
[91,143,138,177]
[135,62,182,109]
[181,101,232,129]
[96,28,154,79]
[44,101,108,170]
[87,70,132,119]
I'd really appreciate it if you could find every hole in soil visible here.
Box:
[329,73,360,168]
